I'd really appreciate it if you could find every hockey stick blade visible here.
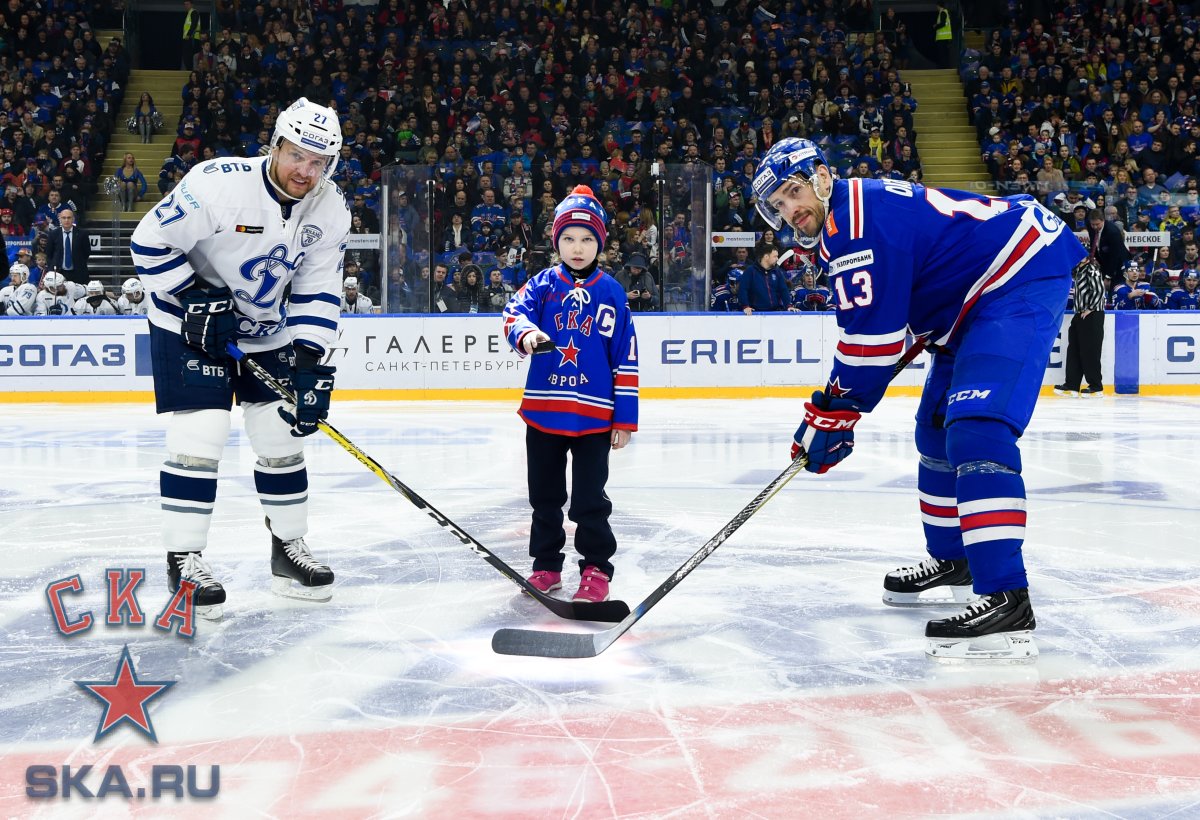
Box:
[228,343,630,623]
[492,340,930,657]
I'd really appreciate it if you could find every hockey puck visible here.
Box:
[532,339,556,354]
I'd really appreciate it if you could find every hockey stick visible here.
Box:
[227,342,632,623]
[492,340,929,657]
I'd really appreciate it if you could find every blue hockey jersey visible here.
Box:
[814,177,1086,411]
[503,264,639,436]
[1113,282,1162,310]
[1166,287,1199,310]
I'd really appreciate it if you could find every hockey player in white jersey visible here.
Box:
[339,276,373,314]
[5,281,38,315]
[130,97,351,619]
[117,277,149,315]
[36,271,78,315]
[74,280,121,315]
[0,262,29,310]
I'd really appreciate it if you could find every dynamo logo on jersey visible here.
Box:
[238,244,303,309]
[300,225,323,247]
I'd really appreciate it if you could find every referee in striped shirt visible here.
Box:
[1056,209,1108,396]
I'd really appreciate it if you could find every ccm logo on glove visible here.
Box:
[791,389,862,474]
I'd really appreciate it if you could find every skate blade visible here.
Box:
[882,585,979,608]
[1052,388,1078,397]
[271,575,332,602]
[196,604,224,621]
[925,630,1038,665]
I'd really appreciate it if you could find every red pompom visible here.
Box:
[571,184,596,197]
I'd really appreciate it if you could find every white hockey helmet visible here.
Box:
[9,262,28,284]
[86,280,104,296]
[269,97,342,187]
[343,276,359,291]
[9,282,37,315]
[122,277,144,298]
[42,270,65,293]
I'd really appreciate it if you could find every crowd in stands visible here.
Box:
[965,1,1200,310]
[0,0,125,282]
[4,0,1196,318]
[81,0,920,315]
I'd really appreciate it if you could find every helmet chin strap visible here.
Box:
[787,170,832,249]
[264,146,298,202]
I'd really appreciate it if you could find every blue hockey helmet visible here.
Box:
[751,137,833,249]
[1185,268,1200,280]
[1122,259,1142,278]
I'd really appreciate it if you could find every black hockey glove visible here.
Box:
[278,346,335,437]
[180,287,238,360]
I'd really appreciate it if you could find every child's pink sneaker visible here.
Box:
[573,566,611,603]
[527,570,562,593]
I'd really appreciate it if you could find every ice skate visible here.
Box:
[573,566,610,603]
[526,570,562,593]
[925,588,1038,664]
[167,551,226,620]
[1052,384,1079,397]
[270,531,334,602]
[882,557,978,607]
[1079,385,1105,396]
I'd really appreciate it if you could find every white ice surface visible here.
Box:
[1,395,1199,818]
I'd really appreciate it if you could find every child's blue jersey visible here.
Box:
[1166,287,1200,310]
[502,264,638,436]
[814,177,1086,411]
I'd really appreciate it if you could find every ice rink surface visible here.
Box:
[1,393,1199,818]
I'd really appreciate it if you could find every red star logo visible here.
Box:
[76,645,174,743]
[826,376,851,398]
[558,338,582,367]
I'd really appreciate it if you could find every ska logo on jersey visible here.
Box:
[300,225,323,247]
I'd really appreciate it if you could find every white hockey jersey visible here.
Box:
[75,295,121,315]
[36,292,75,315]
[341,293,374,314]
[129,157,351,355]
[117,295,150,316]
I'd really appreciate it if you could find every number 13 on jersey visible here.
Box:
[833,270,874,310]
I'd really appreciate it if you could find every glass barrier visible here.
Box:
[376,160,715,314]
[378,164,434,314]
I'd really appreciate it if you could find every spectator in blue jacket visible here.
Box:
[741,240,790,314]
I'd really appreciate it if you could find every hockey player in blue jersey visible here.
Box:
[1113,259,1163,310]
[711,269,744,311]
[753,138,1087,662]
[789,268,833,311]
[1167,268,1200,309]
[502,185,639,605]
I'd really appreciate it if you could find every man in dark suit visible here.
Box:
[1085,208,1129,288]
[47,208,90,285]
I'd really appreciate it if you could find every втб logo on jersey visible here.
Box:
[237,244,304,308]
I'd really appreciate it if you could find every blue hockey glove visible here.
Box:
[180,287,237,360]
[278,346,335,437]
[791,389,862,474]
